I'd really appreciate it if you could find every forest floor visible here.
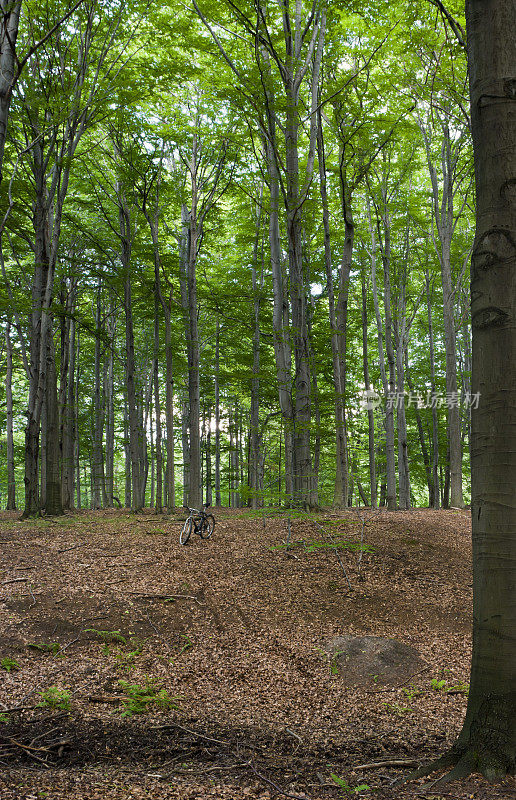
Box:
[0,507,514,800]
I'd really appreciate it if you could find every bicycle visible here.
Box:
[180,503,215,545]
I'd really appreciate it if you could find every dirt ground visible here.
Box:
[0,507,514,800]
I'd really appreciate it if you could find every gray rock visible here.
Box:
[324,635,426,686]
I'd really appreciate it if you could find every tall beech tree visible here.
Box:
[412,0,516,782]
[458,0,515,779]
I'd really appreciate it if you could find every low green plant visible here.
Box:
[118,678,181,717]
[112,641,144,671]
[1,657,20,673]
[0,713,9,723]
[402,685,422,701]
[382,701,411,715]
[84,628,127,645]
[37,686,71,710]
[430,677,469,695]
[330,773,370,794]
[28,642,61,655]
[330,651,343,676]
[84,628,127,655]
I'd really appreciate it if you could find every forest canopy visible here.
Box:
[0,0,474,515]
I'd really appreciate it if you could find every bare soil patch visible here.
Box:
[0,507,513,800]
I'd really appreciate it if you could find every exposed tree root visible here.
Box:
[406,693,516,787]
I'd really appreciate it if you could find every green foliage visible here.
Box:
[430,678,469,694]
[37,686,71,710]
[382,701,412,715]
[118,678,181,717]
[0,657,20,673]
[84,629,127,645]
[28,642,61,655]
[330,773,371,794]
[401,685,422,701]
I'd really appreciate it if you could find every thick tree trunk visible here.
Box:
[457,0,516,777]
[416,0,516,782]
[0,2,22,183]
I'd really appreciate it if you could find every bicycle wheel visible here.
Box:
[180,517,193,545]
[199,514,215,539]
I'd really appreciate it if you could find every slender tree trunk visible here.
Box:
[317,112,349,508]
[5,319,16,509]
[367,195,396,510]
[426,272,440,508]
[214,318,221,506]
[153,293,163,514]
[92,283,104,510]
[181,395,190,507]
[44,333,62,515]
[205,405,212,506]
[60,281,76,510]
[250,191,264,509]
[104,310,115,508]
[361,271,376,508]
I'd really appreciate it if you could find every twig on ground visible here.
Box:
[59,634,81,654]
[57,544,85,554]
[130,593,204,606]
[248,760,312,799]
[152,722,230,746]
[2,577,28,585]
[27,583,37,609]
[145,612,160,636]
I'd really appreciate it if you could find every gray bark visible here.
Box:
[5,318,16,509]
[454,0,516,776]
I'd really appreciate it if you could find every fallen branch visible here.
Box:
[87,694,124,704]
[355,759,419,769]
[58,544,86,554]
[2,578,28,585]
